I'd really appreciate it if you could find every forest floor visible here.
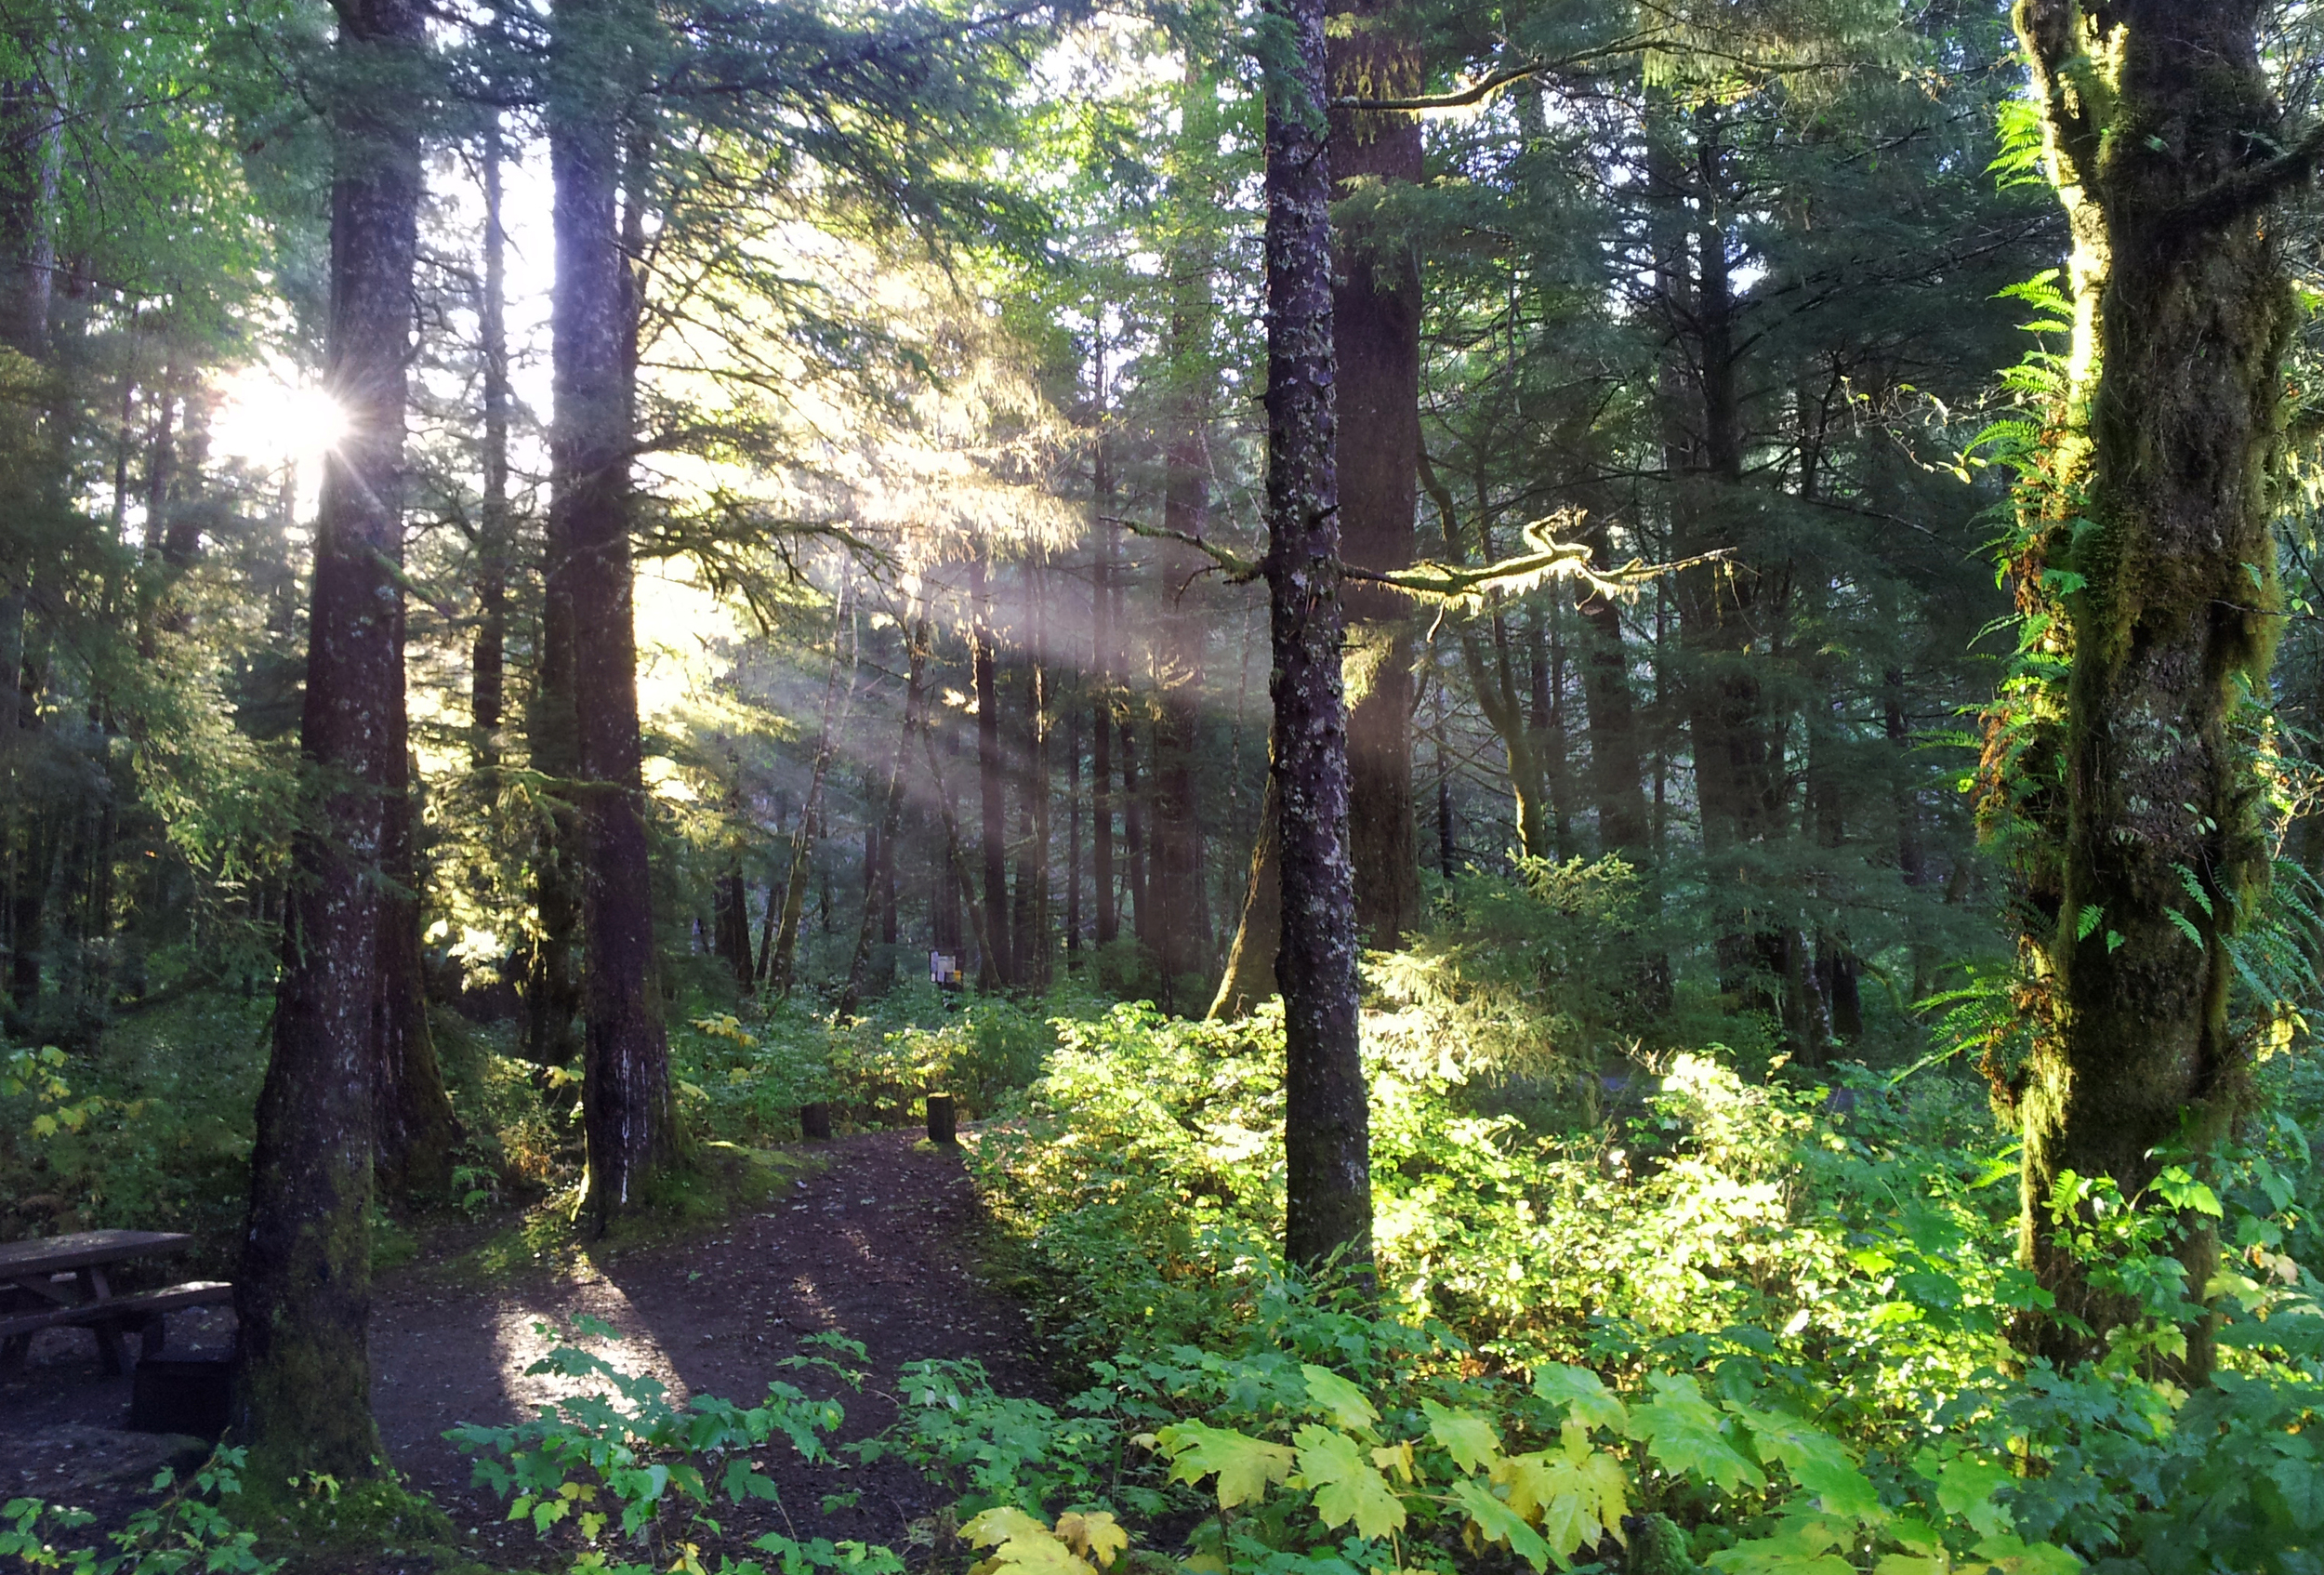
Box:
[0,1129,1055,1574]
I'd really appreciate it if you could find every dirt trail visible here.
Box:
[5,1130,1052,1568]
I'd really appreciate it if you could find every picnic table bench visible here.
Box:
[0,1230,232,1377]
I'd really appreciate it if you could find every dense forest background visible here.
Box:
[13,1,2324,1572]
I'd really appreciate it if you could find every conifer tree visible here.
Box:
[234,0,425,1478]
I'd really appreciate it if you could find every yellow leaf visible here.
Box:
[1155,1422,1297,1510]
[1372,1440,1417,1483]
[1497,1447,1629,1565]
[963,1509,1052,1550]
[960,1509,1096,1575]
[1054,1511,1128,1568]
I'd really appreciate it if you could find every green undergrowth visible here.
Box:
[944,983,2324,1574]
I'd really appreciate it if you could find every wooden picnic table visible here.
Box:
[0,1229,231,1377]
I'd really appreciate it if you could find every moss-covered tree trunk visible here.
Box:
[2010,0,2303,1376]
[233,0,423,1479]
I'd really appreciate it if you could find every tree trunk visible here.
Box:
[1064,706,1082,965]
[1264,0,1368,1274]
[1209,771,1281,1020]
[841,620,925,1018]
[372,590,459,1201]
[2004,0,2296,1380]
[1150,296,1211,1012]
[970,554,1011,989]
[1328,0,1421,947]
[234,0,423,1477]
[472,112,511,774]
[1578,519,1648,860]
[550,0,676,1226]
[1092,445,1116,953]
[771,581,854,996]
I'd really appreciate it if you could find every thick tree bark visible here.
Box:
[1328,0,1422,946]
[2005,0,2295,1379]
[234,0,423,1477]
[550,0,676,1225]
[1265,0,1369,1274]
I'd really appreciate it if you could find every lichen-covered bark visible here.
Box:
[1266,0,1370,1274]
[550,0,676,1227]
[234,0,423,1479]
[2008,0,2293,1375]
[1328,0,1422,947]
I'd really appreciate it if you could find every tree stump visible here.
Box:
[925,1093,957,1145]
[799,1102,832,1141]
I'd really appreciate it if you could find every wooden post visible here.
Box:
[925,1093,957,1145]
[799,1102,831,1141]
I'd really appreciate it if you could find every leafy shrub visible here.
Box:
[1,1448,279,1574]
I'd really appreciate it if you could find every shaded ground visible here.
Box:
[2,1130,1051,1571]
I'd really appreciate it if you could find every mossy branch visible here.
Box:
[1116,514,1709,611]
[2176,120,2324,227]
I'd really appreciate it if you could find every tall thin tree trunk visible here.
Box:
[1064,706,1082,965]
[551,0,675,1225]
[771,579,855,996]
[1328,0,1422,946]
[373,589,459,1200]
[971,554,1011,989]
[234,0,423,1476]
[1091,374,1116,954]
[473,112,511,774]
[1265,0,1368,1273]
[841,618,926,1018]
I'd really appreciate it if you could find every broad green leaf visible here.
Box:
[1153,1422,1295,1511]
[1968,1532,2080,1575]
[1422,1399,1502,1473]
[1301,1365,1380,1434]
[1292,1423,1406,1539]
[1632,1375,1763,1494]
[1936,1459,2014,1539]
[1873,1558,1948,1575]
[2267,1456,2324,1531]
[1533,1365,1628,1435]
[1707,1518,1855,1575]
[1451,1477,1551,1573]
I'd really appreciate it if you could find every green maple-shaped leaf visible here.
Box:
[1422,1398,1503,1474]
[1301,1366,1380,1435]
[1452,1477,1551,1573]
[1632,1375,1763,1495]
[1292,1423,1406,1540]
